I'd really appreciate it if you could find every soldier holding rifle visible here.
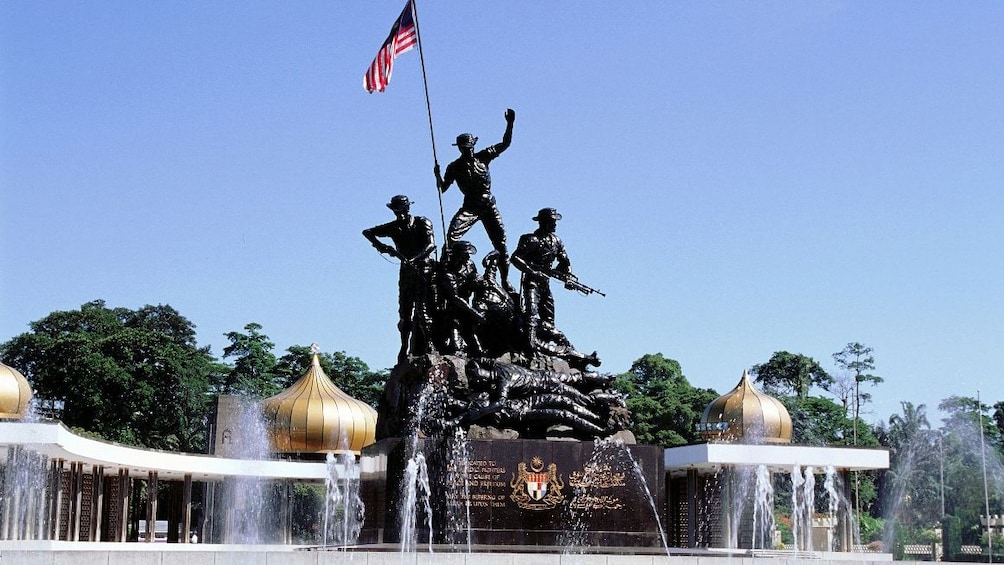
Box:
[511,208,601,368]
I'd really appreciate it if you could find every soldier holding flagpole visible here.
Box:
[434,108,517,294]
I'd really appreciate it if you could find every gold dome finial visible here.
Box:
[261,348,377,455]
[0,360,33,420]
[698,369,792,444]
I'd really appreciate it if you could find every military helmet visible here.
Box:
[452,240,477,256]
[482,250,501,268]
[386,195,412,211]
[532,207,562,221]
[453,133,478,148]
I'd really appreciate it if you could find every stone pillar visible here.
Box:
[146,471,158,542]
[25,451,46,541]
[117,469,131,542]
[69,461,84,541]
[182,474,193,543]
[91,466,104,542]
[839,468,853,552]
[42,458,54,541]
[49,459,64,540]
[33,452,47,541]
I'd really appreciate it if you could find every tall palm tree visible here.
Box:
[882,402,940,535]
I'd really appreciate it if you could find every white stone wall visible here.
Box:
[0,546,901,565]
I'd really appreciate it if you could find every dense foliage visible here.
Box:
[0,300,386,452]
[1,301,225,452]
[614,353,719,447]
[752,351,833,400]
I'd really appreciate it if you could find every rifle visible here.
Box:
[538,266,605,297]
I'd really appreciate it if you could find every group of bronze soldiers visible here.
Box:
[363,108,601,370]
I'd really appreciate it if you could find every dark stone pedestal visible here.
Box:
[360,437,665,548]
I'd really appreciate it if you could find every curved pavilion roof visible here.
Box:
[0,421,327,482]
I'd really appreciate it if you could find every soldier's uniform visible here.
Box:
[439,241,482,355]
[363,196,436,360]
[441,139,508,254]
[512,209,572,350]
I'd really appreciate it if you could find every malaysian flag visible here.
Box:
[363,0,418,93]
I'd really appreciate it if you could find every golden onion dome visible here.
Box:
[261,352,377,455]
[699,369,792,444]
[0,360,33,420]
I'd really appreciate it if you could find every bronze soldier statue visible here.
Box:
[472,250,523,358]
[438,240,484,356]
[434,108,517,294]
[511,208,600,369]
[464,359,618,437]
[363,195,437,363]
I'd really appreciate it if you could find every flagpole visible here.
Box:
[410,0,448,246]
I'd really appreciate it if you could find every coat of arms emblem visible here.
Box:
[510,456,564,510]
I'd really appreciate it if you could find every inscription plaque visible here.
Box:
[360,438,665,547]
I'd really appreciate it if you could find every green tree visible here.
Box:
[0,300,223,452]
[876,402,939,541]
[273,345,386,407]
[938,395,1002,545]
[220,322,280,396]
[782,395,851,445]
[992,401,1004,441]
[885,402,932,456]
[832,342,883,445]
[751,351,833,400]
[613,353,718,447]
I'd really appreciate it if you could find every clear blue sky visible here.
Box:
[2,1,1002,426]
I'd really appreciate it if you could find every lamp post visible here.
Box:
[853,375,862,519]
[978,390,992,563]
[939,431,945,519]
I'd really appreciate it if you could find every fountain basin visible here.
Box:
[360,437,665,548]
[0,543,896,564]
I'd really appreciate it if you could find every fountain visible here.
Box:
[322,452,365,549]
[1,444,48,541]
[0,357,894,565]
[665,371,889,556]
[399,450,433,552]
[357,349,666,549]
[0,361,49,542]
[754,464,775,549]
[206,397,274,544]
[444,429,474,551]
[558,438,671,554]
